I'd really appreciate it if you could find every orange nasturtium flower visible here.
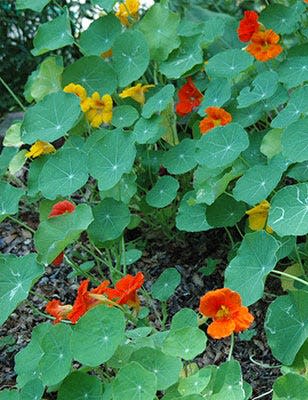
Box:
[25,141,55,159]
[119,83,155,105]
[105,271,144,309]
[45,299,72,324]
[116,0,140,26]
[63,83,91,112]
[86,92,113,128]
[246,200,273,233]
[237,10,260,42]
[176,78,203,117]
[199,288,254,339]
[247,29,283,62]
[48,200,76,266]
[199,106,232,135]
[67,279,111,324]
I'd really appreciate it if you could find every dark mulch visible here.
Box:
[0,217,281,399]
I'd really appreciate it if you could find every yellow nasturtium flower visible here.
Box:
[246,200,273,233]
[119,83,155,105]
[26,141,55,159]
[86,92,113,128]
[63,83,91,112]
[116,0,140,26]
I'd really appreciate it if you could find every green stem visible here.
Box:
[294,244,304,273]
[0,76,26,111]
[30,290,49,303]
[270,269,308,287]
[161,302,168,329]
[121,235,127,275]
[64,255,100,285]
[224,227,235,248]
[235,223,244,238]
[7,215,35,234]
[27,301,71,324]
[227,333,234,361]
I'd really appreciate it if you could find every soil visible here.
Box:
[0,216,281,399]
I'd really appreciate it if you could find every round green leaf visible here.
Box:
[268,183,308,236]
[0,390,19,400]
[0,254,43,326]
[273,373,308,399]
[24,56,63,103]
[112,361,157,400]
[225,232,280,306]
[112,105,139,128]
[21,92,81,144]
[207,360,246,400]
[176,192,212,232]
[32,11,73,56]
[112,30,150,87]
[8,150,27,175]
[178,368,212,396]
[87,129,136,191]
[146,176,179,208]
[260,3,303,35]
[206,49,253,79]
[91,0,116,12]
[260,128,282,159]
[38,148,88,199]
[196,123,249,169]
[3,122,23,147]
[63,56,117,95]
[237,71,278,108]
[198,79,231,116]
[151,268,181,302]
[58,371,103,400]
[14,323,51,387]
[206,194,246,228]
[162,327,207,361]
[231,103,264,128]
[130,348,182,391]
[265,290,308,365]
[282,118,308,163]
[19,379,44,400]
[233,163,282,205]
[162,139,197,175]
[278,57,308,89]
[133,115,164,144]
[71,305,125,367]
[0,182,25,223]
[39,324,72,386]
[159,36,203,79]
[142,85,175,119]
[138,3,180,62]
[271,86,308,129]
[287,161,308,182]
[120,249,142,266]
[79,15,121,56]
[34,204,93,265]
[100,173,137,204]
[170,309,198,331]
[16,0,50,12]
[88,198,130,244]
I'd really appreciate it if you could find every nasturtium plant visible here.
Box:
[1,0,308,398]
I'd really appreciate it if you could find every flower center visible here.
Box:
[216,305,230,319]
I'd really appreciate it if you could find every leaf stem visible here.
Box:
[64,255,100,285]
[224,227,235,248]
[0,76,26,111]
[227,333,234,361]
[7,215,35,234]
[121,235,127,275]
[270,269,308,287]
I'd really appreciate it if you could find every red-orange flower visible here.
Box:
[105,272,144,309]
[247,29,283,62]
[199,106,232,134]
[67,279,111,324]
[237,10,260,42]
[48,200,76,266]
[45,299,72,324]
[199,288,254,339]
[176,78,203,117]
